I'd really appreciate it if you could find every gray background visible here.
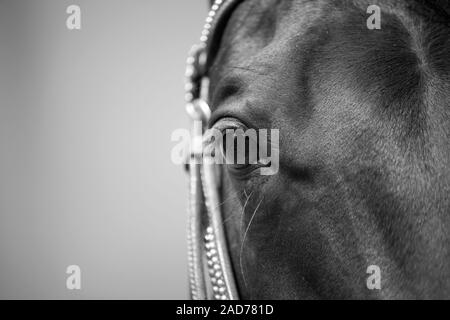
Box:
[0,0,206,299]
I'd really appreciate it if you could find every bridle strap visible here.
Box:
[185,0,244,300]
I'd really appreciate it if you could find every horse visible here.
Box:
[186,0,450,299]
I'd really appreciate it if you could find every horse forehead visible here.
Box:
[212,0,317,70]
[212,0,450,123]
[211,0,386,109]
[209,0,326,123]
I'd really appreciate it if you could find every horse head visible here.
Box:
[188,0,450,299]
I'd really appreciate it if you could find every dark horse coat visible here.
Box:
[207,0,450,299]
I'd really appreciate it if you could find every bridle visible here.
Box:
[184,0,245,300]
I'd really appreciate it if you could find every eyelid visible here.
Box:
[210,117,248,132]
[203,117,244,150]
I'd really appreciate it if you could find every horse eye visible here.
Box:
[211,117,270,172]
[221,128,266,171]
